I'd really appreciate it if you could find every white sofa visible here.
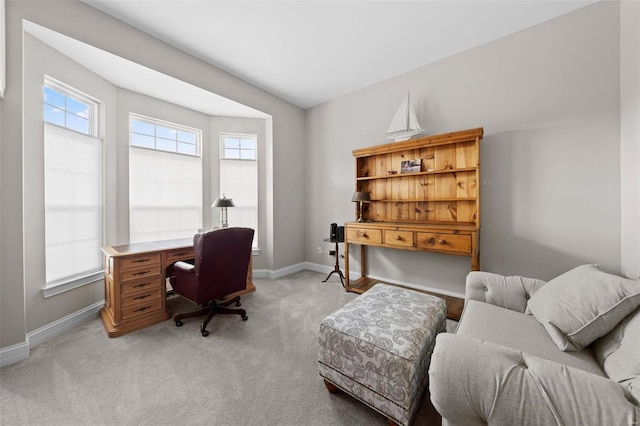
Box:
[428,265,640,425]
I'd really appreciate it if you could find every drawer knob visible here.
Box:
[359,231,366,237]
[439,239,446,245]
[427,238,436,245]
[395,235,402,241]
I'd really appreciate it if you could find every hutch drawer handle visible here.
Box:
[359,231,367,237]
[438,239,447,245]
[395,235,402,241]
[133,294,150,301]
[132,258,150,263]
[427,238,436,245]
[132,282,151,288]
[134,306,151,313]
[133,271,150,277]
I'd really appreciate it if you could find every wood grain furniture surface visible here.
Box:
[344,127,483,320]
[100,237,254,337]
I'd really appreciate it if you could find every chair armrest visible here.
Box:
[173,261,195,273]
[465,271,546,313]
[429,333,640,426]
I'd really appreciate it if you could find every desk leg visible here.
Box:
[321,241,345,288]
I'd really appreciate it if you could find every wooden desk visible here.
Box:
[99,238,255,337]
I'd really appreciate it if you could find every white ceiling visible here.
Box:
[84,0,598,110]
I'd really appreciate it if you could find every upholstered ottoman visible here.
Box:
[318,283,446,426]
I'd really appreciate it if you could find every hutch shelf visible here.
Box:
[344,127,483,319]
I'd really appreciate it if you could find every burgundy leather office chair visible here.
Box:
[170,227,254,336]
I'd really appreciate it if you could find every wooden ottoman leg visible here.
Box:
[323,379,340,394]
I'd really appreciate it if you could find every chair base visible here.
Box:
[173,296,247,336]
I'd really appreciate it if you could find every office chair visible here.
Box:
[170,227,254,336]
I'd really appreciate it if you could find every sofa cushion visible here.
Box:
[457,300,604,376]
[593,308,640,404]
[527,264,640,351]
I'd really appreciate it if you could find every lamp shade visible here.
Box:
[211,195,235,208]
[351,192,371,202]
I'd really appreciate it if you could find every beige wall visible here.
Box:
[305,1,625,296]
[1,0,305,349]
[620,0,640,279]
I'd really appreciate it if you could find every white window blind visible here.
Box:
[44,123,103,286]
[220,134,258,248]
[129,147,203,243]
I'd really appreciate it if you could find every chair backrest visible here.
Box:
[192,227,254,302]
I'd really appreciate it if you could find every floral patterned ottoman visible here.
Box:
[318,283,446,426]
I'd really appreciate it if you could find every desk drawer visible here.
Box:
[122,288,162,308]
[165,248,195,263]
[121,264,161,282]
[416,232,471,253]
[121,298,163,320]
[383,230,414,247]
[347,227,382,244]
[121,254,161,270]
[121,276,162,296]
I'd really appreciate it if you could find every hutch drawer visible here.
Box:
[383,230,414,247]
[346,227,382,244]
[416,232,472,253]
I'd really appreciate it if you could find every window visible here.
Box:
[129,114,203,243]
[220,133,258,249]
[222,135,256,160]
[130,115,198,156]
[43,79,102,289]
[44,79,96,136]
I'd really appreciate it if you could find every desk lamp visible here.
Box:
[212,194,235,228]
[351,191,371,223]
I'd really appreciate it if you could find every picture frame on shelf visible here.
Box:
[401,159,421,174]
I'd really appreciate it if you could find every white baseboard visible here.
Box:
[28,301,103,347]
[0,301,103,368]
[0,341,30,368]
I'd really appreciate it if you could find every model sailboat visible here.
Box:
[386,92,424,142]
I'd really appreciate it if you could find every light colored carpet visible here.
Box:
[1,271,451,425]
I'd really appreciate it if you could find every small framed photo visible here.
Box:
[401,159,421,174]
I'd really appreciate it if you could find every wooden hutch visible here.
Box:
[344,127,483,317]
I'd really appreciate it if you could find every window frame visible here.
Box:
[44,77,98,137]
[221,133,257,161]
[129,113,201,158]
[42,78,104,297]
[219,133,259,252]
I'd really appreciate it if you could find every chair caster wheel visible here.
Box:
[201,329,209,337]
[175,320,183,327]
[241,315,248,321]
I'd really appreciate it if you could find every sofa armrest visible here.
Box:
[465,271,546,313]
[429,333,640,426]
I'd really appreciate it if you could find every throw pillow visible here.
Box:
[527,264,640,352]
